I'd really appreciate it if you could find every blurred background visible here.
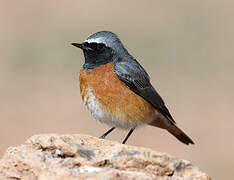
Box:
[1,0,234,179]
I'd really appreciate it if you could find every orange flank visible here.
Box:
[79,62,156,127]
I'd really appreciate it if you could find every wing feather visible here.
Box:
[114,57,175,123]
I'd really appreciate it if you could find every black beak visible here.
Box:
[71,43,84,49]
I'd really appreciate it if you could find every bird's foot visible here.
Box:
[99,135,105,139]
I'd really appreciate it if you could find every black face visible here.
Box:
[72,42,115,69]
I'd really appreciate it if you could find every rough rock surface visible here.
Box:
[0,134,210,180]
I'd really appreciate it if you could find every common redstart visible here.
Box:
[72,31,194,145]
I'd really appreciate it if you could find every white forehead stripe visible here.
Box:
[84,37,105,44]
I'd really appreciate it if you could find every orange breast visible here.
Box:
[79,62,156,128]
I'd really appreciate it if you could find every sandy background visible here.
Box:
[1,1,234,179]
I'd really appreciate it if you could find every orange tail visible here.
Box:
[149,120,194,145]
[167,124,194,145]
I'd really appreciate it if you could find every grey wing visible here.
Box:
[114,57,175,123]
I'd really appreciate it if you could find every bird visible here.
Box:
[71,31,194,145]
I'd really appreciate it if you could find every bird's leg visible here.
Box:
[122,128,135,144]
[99,127,115,139]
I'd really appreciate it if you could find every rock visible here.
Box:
[0,134,210,180]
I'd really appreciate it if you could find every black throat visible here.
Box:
[82,43,116,70]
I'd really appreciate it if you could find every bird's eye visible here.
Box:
[89,43,97,50]
[84,42,89,46]
[97,43,105,50]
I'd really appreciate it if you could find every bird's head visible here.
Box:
[72,31,129,69]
